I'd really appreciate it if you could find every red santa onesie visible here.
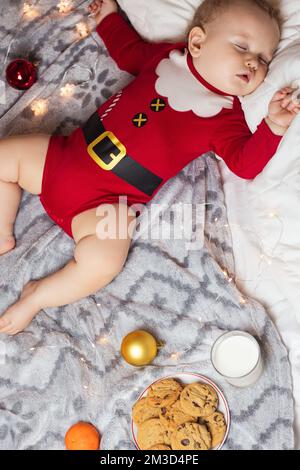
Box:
[39,12,282,238]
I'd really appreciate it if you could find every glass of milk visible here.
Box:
[211,331,263,387]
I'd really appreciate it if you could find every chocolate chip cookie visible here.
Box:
[147,444,172,450]
[137,418,170,450]
[146,379,183,408]
[159,399,197,431]
[170,422,212,450]
[132,397,160,425]
[180,383,218,417]
[201,411,226,448]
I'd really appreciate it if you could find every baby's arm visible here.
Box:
[211,87,300,179]
[210,101,284,180]
[88,1,176,76]
[211,87,300,180]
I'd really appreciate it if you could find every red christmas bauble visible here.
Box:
[6,59,37,90]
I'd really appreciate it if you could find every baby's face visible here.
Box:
[188,3,280,96]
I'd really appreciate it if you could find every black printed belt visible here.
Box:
[82,111,163,197]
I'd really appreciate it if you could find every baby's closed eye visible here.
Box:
[233,44,269,66]
[234,44,247,51]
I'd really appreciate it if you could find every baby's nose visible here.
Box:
[245,58,258,70]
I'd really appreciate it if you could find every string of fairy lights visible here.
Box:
[0,1,287,379]
[2,0,100,116]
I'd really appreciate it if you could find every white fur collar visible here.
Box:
[155,49,234,117]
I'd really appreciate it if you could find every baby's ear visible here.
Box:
[188,26,206,58]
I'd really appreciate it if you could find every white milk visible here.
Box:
[211,331,263,387]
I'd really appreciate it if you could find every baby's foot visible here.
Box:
[0,281,41,335]
[0,234,15,256]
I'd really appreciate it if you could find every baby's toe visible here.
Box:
[0,317,11,328]
[7,329,18,336]
[0,319,13,334]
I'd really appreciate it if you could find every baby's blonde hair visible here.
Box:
[190,0,284,35]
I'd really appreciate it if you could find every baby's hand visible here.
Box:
[267,86,300,131]
[88,0,118,26]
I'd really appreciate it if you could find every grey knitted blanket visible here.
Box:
[0,0,294,450]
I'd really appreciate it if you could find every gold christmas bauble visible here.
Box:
[121,330,158,366]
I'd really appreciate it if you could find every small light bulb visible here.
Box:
[170,352,180,360]
[76,22,89,39]
[31,99,48,116]
[57,0,73,14]
[97,336,108,345]
[23,2,39,19]
[59,83,76,98]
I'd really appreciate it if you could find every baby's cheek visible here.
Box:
[256,68,267,85]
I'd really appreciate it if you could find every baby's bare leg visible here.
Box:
[35,204,136,307]
[0,204,136,335]
[0,181,21,253]
[0,134,50,254]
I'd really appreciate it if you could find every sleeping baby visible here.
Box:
[0,0,299,335]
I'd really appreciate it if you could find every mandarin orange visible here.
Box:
[65,421,100,450]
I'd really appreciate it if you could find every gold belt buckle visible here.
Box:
[87,131,126,171]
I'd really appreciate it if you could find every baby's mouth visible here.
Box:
[236,73,250,83]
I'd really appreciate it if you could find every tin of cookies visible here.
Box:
[146,379,183,408]
[180,382,218,417]
[132,397,160,425]
[170,422,212,450]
